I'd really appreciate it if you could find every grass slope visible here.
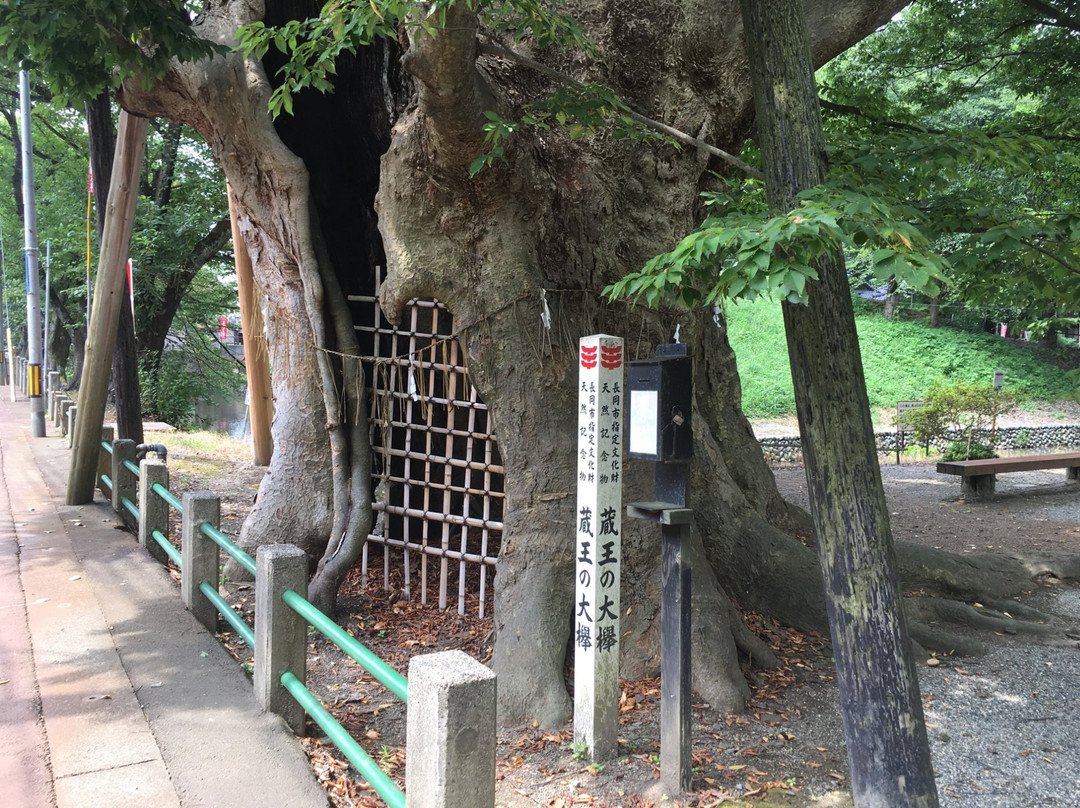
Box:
[726,298,1077,418]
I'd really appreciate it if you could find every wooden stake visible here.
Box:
[66,111,148,505]
[227,185,274,466]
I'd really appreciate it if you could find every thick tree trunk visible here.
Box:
[740,0,937,805]
[119,1,347,567]
[374,0,906,725]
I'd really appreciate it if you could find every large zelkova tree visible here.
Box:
[5,0,1080,735]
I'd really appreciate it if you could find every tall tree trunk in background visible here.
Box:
[740,0,938,805]
[929,295,940,327]
[883,276,900,319]
[87,91,143,442]
[69,325,86,389]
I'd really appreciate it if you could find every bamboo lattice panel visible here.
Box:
[349,272,503,617]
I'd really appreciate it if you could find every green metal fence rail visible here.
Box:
[93,436,409,802]
[199,580,255,647]
[282,588,408,702]
[153,529,182,565]
[121,498,140,521]
[200,521,257,576]
[281,670,405,808]
[153,482,182,512]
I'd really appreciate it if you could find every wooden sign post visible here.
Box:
[625,343,694,794]
[573,334,624,762]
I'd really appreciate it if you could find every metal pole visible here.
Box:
[0,220,12,401]
[19,68,45,436]
[44,239,50,387]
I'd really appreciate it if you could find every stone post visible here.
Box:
[66,404,77,448]
[60,398,73,436]
[139,459,170,565]
[181,491,220,632]
[255,544,308,735]
[111,438,137,523]
[405,651,496,808]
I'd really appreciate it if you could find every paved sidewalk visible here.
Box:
[0,395,329,807]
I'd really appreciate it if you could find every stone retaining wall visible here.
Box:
[758,424,1080,467]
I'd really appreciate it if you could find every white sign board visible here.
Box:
[628,389,658,457]
[573,334,623,761]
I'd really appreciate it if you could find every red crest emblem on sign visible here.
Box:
[600,345,622,369]
[580,345,598,369]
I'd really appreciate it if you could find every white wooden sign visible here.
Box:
[573,334,623,761]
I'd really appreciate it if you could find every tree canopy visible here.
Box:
[818,0,1080,331]
[0,0,219,103]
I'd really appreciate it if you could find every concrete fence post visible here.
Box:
[66,404,77,448]
[97,427,115,501]
[46,370,59,401]
[181,491,220,633]
[53,395,65,428]
[139,459,170,565]
[112,439,137,522]
[255,544,308,735]
[60,398,73,435]
[405,651,497,808]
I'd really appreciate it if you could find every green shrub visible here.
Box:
[899,379,1017,449]
[1014,428,1032,449]
[140,353,203,429]
[942,441,998,461]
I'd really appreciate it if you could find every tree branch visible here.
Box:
[477,40,765,181]
[818,98,942,134]
[1020,238,1080,277]
[1018,0,1080,32]
[401,3,494,158]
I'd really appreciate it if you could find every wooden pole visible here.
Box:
[67,111,148,504]
[227,185,274,465]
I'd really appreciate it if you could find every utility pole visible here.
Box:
[19,68,45,436]
[44,239,50,385]
[67,110,147,504]
[0,221,14,401]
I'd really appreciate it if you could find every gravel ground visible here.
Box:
[770,461,1080,807]
[919,589,1080,806]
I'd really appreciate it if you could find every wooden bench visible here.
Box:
[936,452,1080,499]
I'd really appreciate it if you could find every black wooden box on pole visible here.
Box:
[625,342,694,795]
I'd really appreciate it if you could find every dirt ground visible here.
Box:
[161,433,1080,808]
